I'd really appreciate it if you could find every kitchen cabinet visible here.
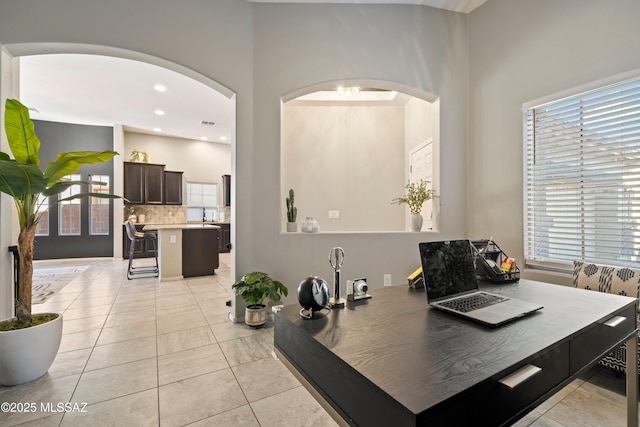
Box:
[144,164,164,204]
[222,174,231,207]
[124,162,164,205]
[216,223,231,253]
[124,162,184,205]
[164,171,183,205]
[123,224,156,258]
[182,227,220,277]
[123,162,145,204]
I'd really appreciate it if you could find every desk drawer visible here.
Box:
[570,304,636,373]
[422,342,570,425]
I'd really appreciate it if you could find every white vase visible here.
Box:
[302,217,319,233]
[410,213,423,232]
[0,313,63,386]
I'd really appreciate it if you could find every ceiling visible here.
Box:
[18,0,487,144]
[20,54,235,144]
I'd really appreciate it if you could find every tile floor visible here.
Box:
[0,254,635,426]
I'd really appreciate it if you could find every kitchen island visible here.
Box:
[143,223,220,281]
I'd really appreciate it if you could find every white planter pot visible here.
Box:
[286,222,297,232]
[245,304,267,328]
[0,313,63,386]
[410,213,423,232]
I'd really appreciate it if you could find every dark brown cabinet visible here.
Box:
[144,164,164,204]
[222,174,231,207]
[164,171,183,205]
[123,224,156,258]
[216,223,231,253]
[182,228,220,277]
[123,162,145,204]
[124,162,183,205]
[124,162,164,205]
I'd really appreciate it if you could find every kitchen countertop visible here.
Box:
[143,223,221,230]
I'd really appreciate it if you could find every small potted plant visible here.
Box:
[232,272,288,327]
[0,99,118,385]
[391,179,437,231]
[285,188,297,232]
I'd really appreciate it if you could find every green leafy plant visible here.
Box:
[129,150,148,163]
[0,99,119,326]
[286,188,297,222]
[232,272,288,307]
[391,179,437,214]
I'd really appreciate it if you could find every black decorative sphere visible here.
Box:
[297,276,330,311]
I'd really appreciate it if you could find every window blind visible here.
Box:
[524,76,640,270]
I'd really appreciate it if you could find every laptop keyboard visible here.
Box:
[438,293,508,313]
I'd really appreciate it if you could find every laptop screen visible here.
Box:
[419,240,479,301]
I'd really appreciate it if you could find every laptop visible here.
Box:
[419,240,543,326]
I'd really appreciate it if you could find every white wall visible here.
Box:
[282,104,406,232]
[250,3,468,313]
[124,132,231,184]
[0,47,19,320]
[467,0,640,284]
[0,1,469,318]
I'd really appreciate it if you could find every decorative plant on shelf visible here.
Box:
[285,188,297,232]
[391,179,437,231]
[0,99,119,327]
[129,149,149,163]
[232,272,288,327]
[391,179,437,214]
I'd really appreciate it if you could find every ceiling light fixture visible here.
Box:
[153,128,162,132]
[154,109,165,116]
[220,136,228,141]
[154,84,167,92]
[200,137,208,141]
[337,86,361,98]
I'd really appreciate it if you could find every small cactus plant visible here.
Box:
[286,188,297,223]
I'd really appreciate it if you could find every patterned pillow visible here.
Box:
[573,260,640,306]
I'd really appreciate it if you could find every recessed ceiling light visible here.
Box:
[153,128,162,132]
[154,84,167,92]
[200,137,208,141]
[220,136,228,141]
[154,109,165,116]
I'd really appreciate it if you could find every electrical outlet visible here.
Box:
[170,234,177,244]
[384,274,392,286]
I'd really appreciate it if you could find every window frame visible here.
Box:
[523,70,640,272]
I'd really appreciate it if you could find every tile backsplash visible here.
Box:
[124,205,186,224]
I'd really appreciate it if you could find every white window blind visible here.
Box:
[524,76,640,270]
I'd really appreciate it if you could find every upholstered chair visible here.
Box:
[573,261,640,373]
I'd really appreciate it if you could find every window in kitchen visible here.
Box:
[89,174,110,235]
[186,182,218,221]
[524,73,640,271]
[58,174,81,236]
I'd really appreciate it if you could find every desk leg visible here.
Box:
[627,334,638,427]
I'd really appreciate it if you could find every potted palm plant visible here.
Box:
[391,179,437,232]
[0,98,118,385]
[232,272,288,327]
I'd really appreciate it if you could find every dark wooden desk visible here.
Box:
[275,280,638,426]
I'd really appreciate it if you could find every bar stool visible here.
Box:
[124,220,159,279]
